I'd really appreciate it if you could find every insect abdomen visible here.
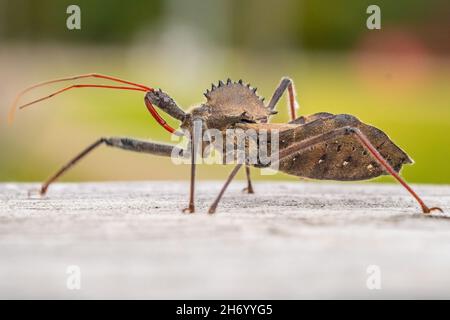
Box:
[277,114,412,181]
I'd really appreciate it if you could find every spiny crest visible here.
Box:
[203,79,267,117]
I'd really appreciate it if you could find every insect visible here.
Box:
[9,74,442,214]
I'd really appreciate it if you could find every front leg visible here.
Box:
[36,137,182,196]
[182,118,205,213]
[182,139,196,213]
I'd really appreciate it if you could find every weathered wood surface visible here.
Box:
[0,181,449,299]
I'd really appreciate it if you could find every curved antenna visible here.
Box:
[8,73,151,122]
[17,84,147,111]
[8,73,179,135]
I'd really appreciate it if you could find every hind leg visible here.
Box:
[240,77,299,194]
[278,126,442,214]
[267,77,298,121]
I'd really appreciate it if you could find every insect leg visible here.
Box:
[244,76,298,194]
[278,127,443,214]
[238,77,296,194]
[267,77,298,121]
[242,165,255,194]
[208,164,243,214]
[36,138,182,196]
[182,139,197,213]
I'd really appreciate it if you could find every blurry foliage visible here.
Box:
[300,0,449,51]
[1,52,449,183]
[0,0,448,53]
[0,0,449,183]
[0,0,163,43]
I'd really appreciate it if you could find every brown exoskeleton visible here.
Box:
[9,74,442,214]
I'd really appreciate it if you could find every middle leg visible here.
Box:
[209,164,243,214]
[242,165,255,194]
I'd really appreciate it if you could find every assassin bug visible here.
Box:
[9,74,442,214]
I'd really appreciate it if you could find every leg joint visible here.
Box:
[101,137,113,146]
[343,126,359,135]
[280,76,292,85]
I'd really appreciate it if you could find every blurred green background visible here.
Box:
[0,0,449,183]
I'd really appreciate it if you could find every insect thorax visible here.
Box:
[181,79,270,132]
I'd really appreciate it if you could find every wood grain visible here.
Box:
[0,181,449,299]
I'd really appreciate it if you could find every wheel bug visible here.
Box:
[9,74,442,214]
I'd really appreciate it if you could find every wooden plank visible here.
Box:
[0,181,449,299]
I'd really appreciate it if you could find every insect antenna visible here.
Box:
[8,73,178,134]
[15,84,147,111]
